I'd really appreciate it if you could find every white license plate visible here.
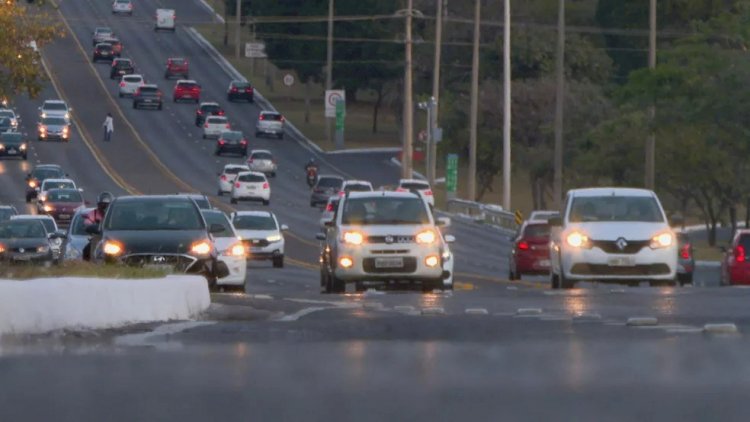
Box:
[144,264,174,272]
[58,214,70,219]
[7,148,17,154]
[537,259,550,267]
[374,257,403,268]
[608,256,635,267]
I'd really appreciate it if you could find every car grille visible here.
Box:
[590,240,650,254]
[371,249,410,254]
[243,238,269,248]
[570,263,671,276]
[367,235,414,244]
[363,257,417,273]
[122,254,198,272]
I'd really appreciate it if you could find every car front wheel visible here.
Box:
[273,256,284,268]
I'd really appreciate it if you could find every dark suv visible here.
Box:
[25,164,66,202]
[110,58,135,79]
[194,102,224,126]
[0,132,28,160]
[164,57,189,79]
[215,131,248,157]
[227,80,254,102]
[93,43,114,62]
[87,195,229,285]
[310,175,344,207]
[133,84,163,110]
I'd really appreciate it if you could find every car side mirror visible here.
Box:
[315,232,326,241]
[85,225,100,235]
[209,223,225,234]
[444,234,456,243]
[280,224,289,231]
[436,217,451,227]
[548,217,562,227]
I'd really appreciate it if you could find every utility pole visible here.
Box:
[429,0,445,185]
[553,0,565,210]
[326,0,334,143]
[402,0,414,179]
[502,0,511,210]
[467,0,480,201]
[645,0,657,189]
[234,0,241,59]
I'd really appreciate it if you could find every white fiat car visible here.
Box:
[202,115,230,139]
[230,171,270,205]
[231,210,287,268]
[118,74,144,97]
[246,149,277,177]
[201,209,247,291]
[217,163,250,196]
[549,187,677,289]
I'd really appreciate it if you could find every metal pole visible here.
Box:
[429,0,445,185]
[234,0,241,59]
[402,0,414,179]
[502,0,511,210]
[553,0,565,209]
[326,0,334,143]
[645,0,656,189]
[467,0,480,201]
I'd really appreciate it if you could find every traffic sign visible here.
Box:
[446,154,458,194]
[325,90,345,118]
[283,74,295,87]
[514,210,524,226]
[244,42,267,58]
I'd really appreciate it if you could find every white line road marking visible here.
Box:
[626,317,659,327]
[276,307,328,322]
[465,308,489,315]
[421,307,446,315]
[516,308,543,316]
[573,313,602,322]
[251,294,272,300]
[704,323,739,334]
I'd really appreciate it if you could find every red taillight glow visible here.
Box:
[204,123,209,128]
[424,189,433,196]
[197,110,203,115]
[225,124,231,128]
[217,110,225,115]
[235,182,241,188]
[258,115,264,120]
[680,244,691,260]
[326,203,334,212]
[231,87,238,92]
[220,175,227,181]
[262,182,269,189]
[517,241,530,251]
[240,140,247,145]
[280,116,286,122]
[120,82,125,87]
[736,245,746,263]
[218,140,226,145]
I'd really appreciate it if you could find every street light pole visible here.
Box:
[502,0,511,210]
[429,0,445,185]
[467,0,480,202]
[234,0,241,59]
[553,0,565,210]
[402,0,414,179]
[326,0,334,143]
[645,0,657,189]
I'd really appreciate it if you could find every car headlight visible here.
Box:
[190,239,213,255]
[416,229,436,244]
[64,112,70,119]
[266,234,282,242]
[51,238,62,247]
[41,112,47,118]
[43,204,53,212]
[0,144,4,150]
[37,245,50,253]
[650,232,673,249]
[566,231,591,249]
[19,143,26,150]
[223,242,246,257]
[343,231,364,245]
[0,243,5,253]
[103,240,124,256]
[442,248,451,261]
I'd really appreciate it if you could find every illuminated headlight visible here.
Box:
[43,204,53,212]
[28,180,37,188]
[223,242,246,257]
[19,143,26,150]
[343,231,364,245]
[339,256,354,268]
[650,232,673,249]
[0,243,5,253]
[103,240,124,256]
[266,234,282,242]
[416,229,436,244]
[0,144,4,150]
[190,239,213,255]
[41,112,47,118]
[566,232,591,249]
[37,245,50,253]
[64,112,70,119]
[441,248,451,261]
[425,255,440,267]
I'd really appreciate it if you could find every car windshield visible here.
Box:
[251,152,273,160]
[123,76,142,83]
[98,44,112,50]
[43,117,67,125]
[317,177,343,188]
[202,211,234,237]
[202,105,221,112]
[0,117,10,127]
[32,168,64,180]
[523,224,550,238]
[0,208,16,221]
[238,173,265,183]
[341,197,430,225]
[96,29,112,35]
[0,221,47,239]
[170,58,185,65]
[233,215,277,231]
[190,197,211,209]
[222,132,242,141]
[139,88,159,96]
[1,133,22,143]
[44,103,67,111]
[345,184,372,192]
[233,82,250,89]
[0,110,14,118]
[115,60,132,67]
[47,190,82,202]
[262,113,283,121]
[569,196,664,223]
[207,117,227,124]
[105,199,204,231]
[400,182,430,190]
[43,181,74,190]
[179,82,198,89]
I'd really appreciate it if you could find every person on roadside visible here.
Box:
[82,191,114,260]
[102,112,114,141]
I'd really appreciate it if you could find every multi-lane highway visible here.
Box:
[0,1,747,420]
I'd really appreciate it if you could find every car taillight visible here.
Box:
[262,182,269,189]
[235,182,241,188]
[120,82,125,87]
[197,110,203,115]
[736,245,746,263]
[280,116,286,122]
[258,115,264,120]
[424,189,433,196]
[231,87,238,92]
[218,140,226,145]
[680,244,691,260]
[240,140,247,145]
[246,88,253,93]
[396,188,406,192]
[225,124,231,129]
[218,110,225,115]
[517,241,530,251]
[220,175,227,181]
[204,123,209,128]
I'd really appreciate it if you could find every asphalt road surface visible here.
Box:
[0,1,746,420]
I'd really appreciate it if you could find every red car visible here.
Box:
[38,188,86,227]
[164,57,189,79]
[173,80,201,103]
[509,221,550,280]
[721,229,750,285]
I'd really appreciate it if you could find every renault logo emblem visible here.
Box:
[18,248,24,253]
[616,238,628,251]
[153,256,166,263]
[384,236,394,244]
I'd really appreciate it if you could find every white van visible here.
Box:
[155,9,175,32]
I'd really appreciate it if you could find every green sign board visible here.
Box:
[335,99,345,131]
[446,154,458,194]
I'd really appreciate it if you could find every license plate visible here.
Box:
[7,148,16,154]
[375,257,403,268]
[58,214,70,219]
[608,256,635,267]
[144,264,174,272]
[537,259,550,267]
[144,99,153,103]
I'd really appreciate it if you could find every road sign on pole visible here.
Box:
[325,90,345,118]
[244,42,267,58]
[446,154,458,198]
[282,74,295,87]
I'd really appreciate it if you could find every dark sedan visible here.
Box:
[93,43,115,62]
[0,219,61,264]
[227,80,254,102]
[88,196,229,284]
[39,188,86,227]
[215,131,248,157]
[110,58,135,79]
[0,132,28,160]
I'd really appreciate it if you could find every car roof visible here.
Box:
[568,187,656,198]
[237,171,266,177]
[200,102,220,107]
[123,74,143,79]
[43,100,66,105]
[234,210,273,218]
[176,79,198,84]
[114,195,197,203]
[12,214,54,220]
[223,164,249,170]
[96,42,113,47]
[399,178,429,185]
[346,191,420,200]
[0,205,17,209]
[207,115,227,120]
[318,174,343,180]
[42,178,75,184]
[250,149,272,154]
[343,180,372,185]
[34,164,63,169]
[259,110,280,115]
[174,193,208,198]
[114,57,131,62]
[140,84,159,89]
[95,27,112,31]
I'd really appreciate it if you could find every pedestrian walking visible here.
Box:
[103,112,114,141]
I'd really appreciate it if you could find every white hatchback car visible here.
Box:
[255,111,284,139]
[118,74,144,97]
[549,187,678,289]
[231,210,287,268]
[10,214,63,260]
[246,149,277,177]
[201,209,247,291]
[217,163,250,196]
[230,171,270,205]
[203,115,230,139]
[112,0,133,15]
[397,178,434,207]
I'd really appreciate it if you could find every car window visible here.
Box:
[0,209,16,222]
[0,110,14,118]
[345,184,372,192]
[261,113,283,121]
[317,177,343,188]
[202,212,234,237]
[42,117,67,126]
[222,132,242,141]
[400,182,430,190]
[225,167,248,175]
[238,173,265,183]
[36,218,56,233]
[233,215,277,231]
[123,76,142,83]
[0,221,46,239]
[47,190,82,202]
[44,102,67,110]
[202,104,221,112]
[341,197,430,225]
[70,212,90,235]
[43,181,74,190]
[33,168,64,180]
[251,152,273,160]
[192,198,211,209]
[233,82,250,89]
[179,82,199,89]
[523,224,549,238]
[569,196,664,223]
[115,60,132,66]
[170,58,186,65]
[105,200,203,231]
[207,116,227,124]
[139,87,158,93]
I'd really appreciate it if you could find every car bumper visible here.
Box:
[39,133,69,141]
[0,148,25,157]
[249,165,276,173]
[218,145,247,154]
[256,126,283,134]
[1,251,53,263]
[135,100,162,107]
[333,245,443,281]
[515,252,551,274]
[560,245,677,281]
[243,240,284,260]
[231,190,270,201]
[217,255,246,285]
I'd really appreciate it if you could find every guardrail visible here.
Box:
[445,199,518,234]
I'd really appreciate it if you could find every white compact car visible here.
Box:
[39,100,72,122]
[340,180,373,197]
[112,0,133,15]
[549,187,678,289]
[155,8,176,31]
[10,214,63,260]
[397,178,434,207]
[218,163,250,195]
[231,211,287,268]
[202,115,230,139]
[255,111,284,139]
[201,209,247,291]
[118,74,144,97]
[317,191,451,293]
[246,149,277,177]
[37,178,77,206]
[319,196,341,230]
[230,171,270,205]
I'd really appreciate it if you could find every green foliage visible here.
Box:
[224,0,251,17]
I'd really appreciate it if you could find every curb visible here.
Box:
[327,147,402,155]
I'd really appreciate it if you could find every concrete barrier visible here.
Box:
[0,275,210,335]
